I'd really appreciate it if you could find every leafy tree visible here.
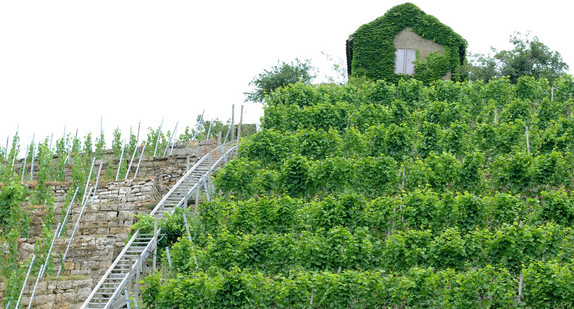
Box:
[553,74,574,104]
[464,52,498,83]
[467,32,569,84]
[244,58,316,103]
[496,32,569,84]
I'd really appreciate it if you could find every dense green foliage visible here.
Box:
[466,32,570,83]
[0,117,226,307]
[348,2,467,83]
[245,59,316,103]
[142,75,574,308]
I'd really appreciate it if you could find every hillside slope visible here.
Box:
[142,76,574,308]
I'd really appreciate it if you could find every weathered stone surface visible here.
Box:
[1,142,216,308]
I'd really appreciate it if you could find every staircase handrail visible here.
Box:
[81,229,142,308]
[149,142,235,216]
[81,142,238,308]
[104,143,238,308]
[107,229,158,309]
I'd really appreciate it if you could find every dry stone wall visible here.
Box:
[12,140,215,186]
[16,278,92,309]
[19,178,157,277]
[2,141,216,308]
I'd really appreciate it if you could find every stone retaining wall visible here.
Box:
[12,140,216,186]
[1,141,215,308]
[17,277,92,309]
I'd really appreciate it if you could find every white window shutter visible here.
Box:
[394,49,416,75]
[394,50,405,74]
[405,50,416,75]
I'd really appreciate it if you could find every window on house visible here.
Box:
[395,49,416,75]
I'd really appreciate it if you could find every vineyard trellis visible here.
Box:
[0,111,243,308]
[137,76,574,308]
[81,142,238,309]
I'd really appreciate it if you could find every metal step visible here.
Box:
[82,144,238,308]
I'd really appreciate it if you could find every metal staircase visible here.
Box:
[81,143,238,309]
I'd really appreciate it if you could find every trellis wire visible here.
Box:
[48,133,53,151]
[169,123,179,156]
[134,143,146,180]
[224,105,234,143]
[91,163,103,203]
[182,211,192,242]
[203,176,210,201]
[193,110,205,141]
[80,158,96,206]
[230,104,235,142]
[28,264,44,309]
[165,247,172,268]
[205,121,213,141]
[153,119,163,157]
[58,186,93,276]
[169,123,178,156]
[124,289,131,309]
[218,142,228,164]
[57,187,80,238]
[29,135,35,182]
[10,136,18,174]
[163,121,178,157]
[15,255,35,309]
[125,135,139,180]
[237,105,244,140]
[115,143,126,181]
[21,144,29,182]
[64,150,71,165]
[40,222,61,279]
[224,121,232,144]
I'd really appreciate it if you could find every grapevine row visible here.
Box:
[142,262,574,308]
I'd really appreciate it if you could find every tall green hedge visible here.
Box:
[348,2,467,83]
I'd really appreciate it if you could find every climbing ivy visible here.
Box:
[348,2,467,83]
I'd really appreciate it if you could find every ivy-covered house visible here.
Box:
[346,2,467,83]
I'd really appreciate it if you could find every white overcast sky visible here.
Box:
[1,0,572,149]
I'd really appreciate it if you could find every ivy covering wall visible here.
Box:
[347,2,467,84]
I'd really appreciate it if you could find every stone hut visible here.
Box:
[346,2,467,83]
